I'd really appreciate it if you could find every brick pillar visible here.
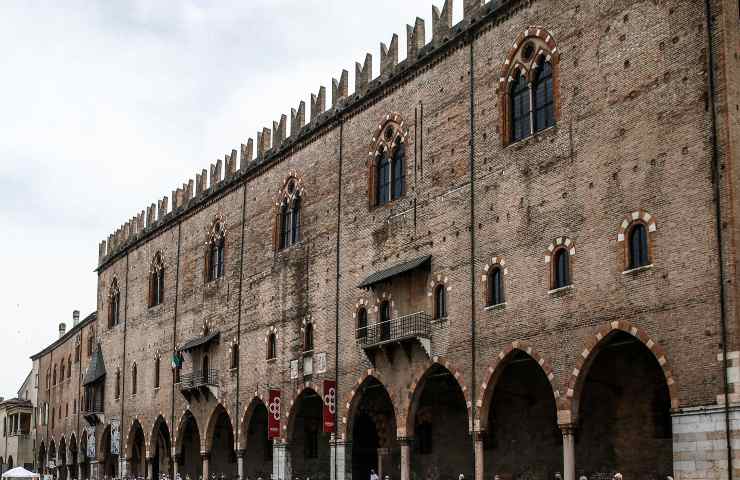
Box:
[272,442,291,480]
[201,452,210,480]
[330,435,351,480]
[377,448,390,480]
[473,432,484,480]
[398,438,411,480]
[236,450,245,480]
[560,425,576,480]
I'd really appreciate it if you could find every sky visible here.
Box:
[0,0,467,399]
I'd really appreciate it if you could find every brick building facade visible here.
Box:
[31,0,740,479]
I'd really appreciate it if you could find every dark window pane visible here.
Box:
[435,286,446,319]
[629,223,649,269]
[392,141,406,200]
[490,268,504,306]
[511,73,531,142]
[377,149,391,205]
[554,249,570,289]
[291,197,301,245]
[533,61,555,132]
[280,204,290,250]
[356,309,367,339]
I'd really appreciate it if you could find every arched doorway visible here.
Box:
[100,425,118,479]
[289,388,329,480]
[58,437,67,480]
[207,406,236,478]
[69,434,79,480]
[349,377,398,480]
[79,434,89,480]
[151,416,172,480]
[128,420,146,478]
[7,457,13,471]
[240,399,272,480]
[177,411,202,480]
[38,442,46,475]
[483,350,562,479]
[574,330,673,478]
[409,364,472,480]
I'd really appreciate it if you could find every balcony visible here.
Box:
[179,369,219,400]
[81,397,105,426]
[357,311,432,363]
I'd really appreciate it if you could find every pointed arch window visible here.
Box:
[67,356,72,379]
[552,248,571,290]
[52,365,57,386]
[356,308,368,340]
[108,279,121,329]
[370,117,408,207]
[131,363,137,396]
[488,267,505,306]
[230,343,239,370]
[206,222,225,282]
[154,356,161,389]
[267,333,277,361]
[628,223,650,269]
[379,301,391,341]
[149,252,165,307]
[115,369,120,400]
[304,323,314,353]
[277,179,302,251]
[533,60,555,132]
[60,362,65,383]
[433,285,447,320]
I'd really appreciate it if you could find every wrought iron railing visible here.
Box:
[179,369,219,390]
[356,311,431,348]
[82,397,104,414]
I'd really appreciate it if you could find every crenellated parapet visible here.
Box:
[98,0,506,268]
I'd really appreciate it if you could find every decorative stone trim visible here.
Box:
[476,341,560,431]
[339,369,399,441]
[399,357,471,438]
[367,113,410,208]
[617,210,656,242]
[561,320,679,423]
[481,256,507,307]
[617,210,657,271]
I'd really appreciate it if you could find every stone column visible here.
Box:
[201,452,210,480]
[377,448,390,480]
[88,461,98,480]
[271,443,291,480]
[147,458,154,480]
[560,425,576,480]
[398,438,411,480]
[172,454,180,480]
[236,450,245,480]
[330,435,351,480]
[473,432,485,480]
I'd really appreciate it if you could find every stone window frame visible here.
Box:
[131,362,138,397]
[367,113,410,209]
[148,251,165,308]
[427,274,451,321]
[498,27,562,147]
[354,299,370,341]
[153,354,161,390]
[617,210,657,273]
[265,326,278,361]
[273,173,306,252]
[228,338,239,371]
[204,215,227,283]
[301,317,315,354]
[544,237,576,292]
[108,277,121,329]
[482,257,508,309]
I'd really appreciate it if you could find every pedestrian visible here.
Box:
[370,470,379,480]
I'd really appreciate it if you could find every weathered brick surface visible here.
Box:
[32,0,740,478]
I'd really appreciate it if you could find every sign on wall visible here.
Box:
[86,426,96,459]
[323,379,336,433]
[110,418,120,455]
[268,389,281,440]
[315,352,327,374]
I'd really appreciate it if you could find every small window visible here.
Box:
[65,403,68,417]
[488,267,505,306]
[356,308,368,340]
[149,253,165,307]
[433,285,447,320]
[154,357,160,389]
[267,333,277,360]
[67,357,72,379]
[279,202,291,250]
[230,344,239,370]
[75,343,80,363]
[53,366,57,386]
[87,336,94,358]
[109,280,121,328]
[73,399,76,414]
[379,301,391,341]
[552,248,571,289]
[131,363,137,396]
[628,223,650,269]
[304,323,314,353]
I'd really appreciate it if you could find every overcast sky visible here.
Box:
[0,1,467,398]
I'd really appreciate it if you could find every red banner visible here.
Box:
[268,389,281,439]
[323,380,337,433]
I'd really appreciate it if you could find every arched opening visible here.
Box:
[488,267,504,306]
[552,248,570,289]
[100,425,118,479]
[628,223,649,269]
[379,301,391,341]
[7,457,13,471]
[69,434,78,480]
[128,421,146,479]
[267,333,277,360]
[48,441,56,475]
[79,434,89,480]
[433,285,447,320]
[484,350,561,478]
[151,417,172,480]
[409,364,472,480]
[208,407,236,478]
[356,308,368,340]
[575,331,673,478]
[349,378,398,480]
[242,400,272,480]
[289,388,329,480]
[178,412,202,480]
[38,442,46,475]
[58,437,67,480]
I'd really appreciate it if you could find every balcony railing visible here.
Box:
[180,369,219,391]
[82,398,104,415]
[357,311,431,349]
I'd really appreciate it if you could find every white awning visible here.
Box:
[2,467,40,479]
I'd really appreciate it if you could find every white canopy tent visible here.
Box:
[1,467,39,480]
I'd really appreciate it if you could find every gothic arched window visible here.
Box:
[108,279,121,329]
[628,223,650,269]
[434,285,447,320]
[206,221,225,282]
[131,363,138,396]
[377,147,391,206]
[510,71,531,143]
[533,60,555,132]
[488,267,505,306]
[267,333,277,361]
[369,116,408,207]
[552,248,571,290]
[276,178,303,251]
[149,252,165,307]
[304,323,314,353]
[356,308,368,340]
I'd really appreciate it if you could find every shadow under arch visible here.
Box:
[149,415,172,480]
[286,387,329,480]
[175,410,202,480]
[204,404,236,479]
[238,397,272,480]
[126,419,146,478]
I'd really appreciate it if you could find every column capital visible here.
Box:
[472,430,486,442]
[559,423,577,436]
[397,436,412,446]
[200,451,210,461]
[235,449,246,459]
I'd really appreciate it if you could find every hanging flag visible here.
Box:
[171,352,183,369]
[268,389,281,439]
[323,380,337,433]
